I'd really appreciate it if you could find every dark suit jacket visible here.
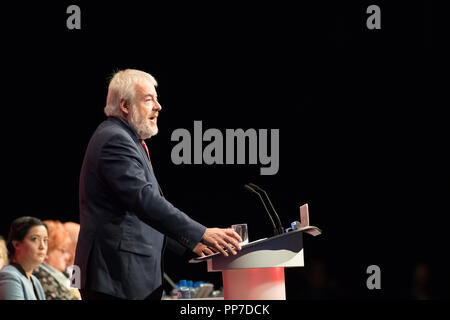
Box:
[75,116,206,299]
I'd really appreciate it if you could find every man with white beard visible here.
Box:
[75,69,242,300]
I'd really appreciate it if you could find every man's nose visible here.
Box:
[154,101,162,112]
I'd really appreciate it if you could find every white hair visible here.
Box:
[104,69,158,117]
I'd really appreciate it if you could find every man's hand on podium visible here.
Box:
[201,228,242,257]
[192,243,217,257]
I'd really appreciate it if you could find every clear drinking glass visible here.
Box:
[231,223,249,245]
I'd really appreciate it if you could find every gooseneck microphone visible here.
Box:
[244,184,280,235]
[248,183,284,235]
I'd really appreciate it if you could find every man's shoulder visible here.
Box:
[97,117,130,136]
[82,118,140,168]
[92,117,137,145]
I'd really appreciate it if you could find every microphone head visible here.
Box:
[248,183,262,191]
[244,184,256,193]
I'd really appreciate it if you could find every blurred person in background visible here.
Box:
[410,262,433,300]
[33,220,80,300]
[63,222,80,267]
[0,217,47,300]
[0,236,8,270]
[303,259,334,299]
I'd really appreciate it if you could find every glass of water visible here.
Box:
[231,223,249,246]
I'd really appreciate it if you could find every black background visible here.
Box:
[1,1,447,299]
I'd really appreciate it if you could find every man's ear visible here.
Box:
[120,99,130,115]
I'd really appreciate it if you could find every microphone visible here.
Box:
[244,184,280,235]
[248,183,284,235]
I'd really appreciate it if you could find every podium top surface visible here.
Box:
[190,228,309,263]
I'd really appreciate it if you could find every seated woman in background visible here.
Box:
[0,236,8,270]
[63,221,80,268]
[33,220,80,300]
[0,216,47,300]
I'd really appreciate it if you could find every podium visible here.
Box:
[191,229,309,300]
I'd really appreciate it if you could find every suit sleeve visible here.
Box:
[99,134,206,251]
[0,272,25,300]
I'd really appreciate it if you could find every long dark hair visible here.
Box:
[6,216,48,261]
